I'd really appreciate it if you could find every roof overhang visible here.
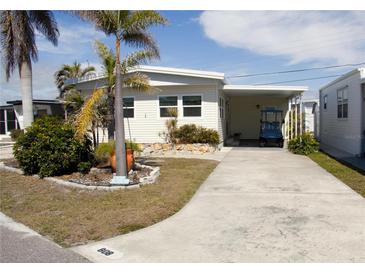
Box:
[69,65,226,86]
[6,99,63,106]
[130,65,226,81]
[222,85,307,97]
[320,67,365,91]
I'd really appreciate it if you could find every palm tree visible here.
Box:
[0,11,59,128]
[55,61,95,98]
[74,41,158,142]
[94,40,116,140]
[74,11,166,182]
[94,40,157,141]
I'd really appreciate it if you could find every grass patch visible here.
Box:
[308,152,365,197]
[0,158,218,247]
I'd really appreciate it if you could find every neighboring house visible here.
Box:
[312,101,320,140]
[0,99,64,136]
[72,66,308,146]
[319,67,365,158]
[301,98,319,135]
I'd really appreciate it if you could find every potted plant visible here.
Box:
[95,141,139,172]
[110,141,141,173]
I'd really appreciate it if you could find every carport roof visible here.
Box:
[222,85,308,97]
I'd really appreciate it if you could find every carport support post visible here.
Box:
[299,95,303,138]
[294,96,298,137]
[290,97,293,140]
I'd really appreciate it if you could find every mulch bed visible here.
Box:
[2,158,153,186]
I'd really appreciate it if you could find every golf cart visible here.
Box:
[259,108,284,147]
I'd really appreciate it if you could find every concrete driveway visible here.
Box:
[0,213,89,263]
[72,148,365,262]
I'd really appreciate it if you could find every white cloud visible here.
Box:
[36,24,105,55]
[199,11,365,65]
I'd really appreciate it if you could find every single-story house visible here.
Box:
[0,99,64,136]
[319,67,365,158]
[301,98,319,135]
[70,66,309,146]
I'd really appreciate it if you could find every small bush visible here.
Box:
[159,108,178,144]
[78,162,92,174]
[95,141,115,164]
[288,133,319,155]
[126,140,141,152]
[13,116,94,178]
[10,129,24,141]
[175,124,220,145]
[95,140,140,164]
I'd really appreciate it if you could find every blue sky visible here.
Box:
[2,10,365,104]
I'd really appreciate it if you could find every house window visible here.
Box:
[183,95,202,117]
[323,95,328,110]
[159,96,178,117]
[219,97,224,119]
[337,87,348,118]
[0,108,18,134]
[123,97,134,118]
[0,110,5,134]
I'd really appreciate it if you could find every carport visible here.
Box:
[221,85,308,147]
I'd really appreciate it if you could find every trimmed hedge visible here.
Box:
[175,124,220,145]
[13,116,94,178]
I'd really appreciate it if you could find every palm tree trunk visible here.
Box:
[107,89,115,140]
[20,61,34,128]
[114,37,127,178]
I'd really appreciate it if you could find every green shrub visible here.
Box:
[126,140,141,152]
[95,141,115,164]
[13,116,94,178]
[78,162,92,174]
[10,129,24,141]
[175,124,220,145]
[95,140,140,164]
[288,133,319,155]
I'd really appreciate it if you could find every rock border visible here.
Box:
[0,161,160,191]
[139,143,218,157]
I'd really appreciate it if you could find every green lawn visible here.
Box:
[0,158,218,247]
[309,152,365,198]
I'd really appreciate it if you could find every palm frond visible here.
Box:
[73,11,124,36]
[123,72,152,92]
[121,48,159,73]
[74,88,105,140]
[29,11,59,46]
[0,11,15,80]
[81,66,95,76]
[54,61,95,98]
[1,10,59,80]
[122,30,159,56]
[94,40,116,86]
[125,11,167,31]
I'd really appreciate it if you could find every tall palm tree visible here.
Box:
[74,11,166,183]
[0,11,59,128]
[55,61,95,98]
[94,40,116,140]
[94,40,157,141]
[74,41,158,141]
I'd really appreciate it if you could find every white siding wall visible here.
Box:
[320,72,363,156]
[229,96,288,139]
[90,85,219,144]
[218,88,227,142]
[303,102,315,132]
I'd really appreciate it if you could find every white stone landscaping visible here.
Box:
[0,161,160,191]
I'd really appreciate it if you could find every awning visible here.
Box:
[222,85,308,97]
